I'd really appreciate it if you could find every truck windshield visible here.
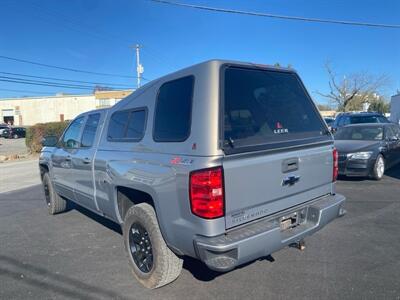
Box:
[222,66,328,153]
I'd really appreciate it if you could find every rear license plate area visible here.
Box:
[280,211,303,231]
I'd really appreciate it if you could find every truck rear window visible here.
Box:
[222,66,329,153]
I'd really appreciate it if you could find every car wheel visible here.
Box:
[372,154,385,180]
[13,134,18,139]
[42,173,67,214]
[123,203,183,289]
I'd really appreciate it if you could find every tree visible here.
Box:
[317,104,332,111]
[368,98,390,114]
[273,62,293,69]
[93,85,113,92]
[316,63,390,112]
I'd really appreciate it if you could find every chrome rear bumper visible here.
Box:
[194,193,346,272]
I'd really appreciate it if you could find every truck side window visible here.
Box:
[108,108,147,141]
[153,76,194,142]
[81,113,101,148]
[126,110,146,140]
[108,110,129,139]
[62,116,85,149]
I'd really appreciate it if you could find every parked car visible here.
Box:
[0,124,9,136]
[1,127,26,139]
[334,123,400,180]
[39,60,346,289]
[331,112,390,132]
[324,117,335,130]
[0,129,10,138]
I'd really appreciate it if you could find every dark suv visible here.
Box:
[1,127,26,139]
[331,112,389,132]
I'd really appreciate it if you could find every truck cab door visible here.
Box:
[70,112,103,212]
[51,116,85,201]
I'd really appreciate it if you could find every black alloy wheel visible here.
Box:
[43,180,51,207]
[129,223,153,273]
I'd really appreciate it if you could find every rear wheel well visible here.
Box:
[116,186,155,222]
[39,164,49,179]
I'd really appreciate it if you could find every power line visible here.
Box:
[0,76,135,91]
[148,0,400,29]
[30,1,133,45]
[0,79,95,90]
[27,1,177,69]
[0,55,151,80]
[1,3,176,80]
[0,88,54,96]
[0,75,110,89]
[0,71,133,88]
[141,47,178,70]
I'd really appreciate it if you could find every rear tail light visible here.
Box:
[189,166,224,219]
[333,148,339,182]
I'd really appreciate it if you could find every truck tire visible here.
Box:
[371,154,385,180]
[42,172,67,214]
[123,203,183,289]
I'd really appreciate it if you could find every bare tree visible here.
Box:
[317,103,332,111]
[316,63,390,111]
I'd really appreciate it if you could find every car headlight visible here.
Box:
[347,151,373,160]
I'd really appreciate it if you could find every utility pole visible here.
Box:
[135,44,144,88]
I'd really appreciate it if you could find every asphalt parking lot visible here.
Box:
[0,137,28,157]
[0,161,399,300]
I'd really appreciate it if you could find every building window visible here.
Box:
[99,99,111,107]
[2,109,15,125]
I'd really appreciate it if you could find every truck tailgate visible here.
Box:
[223,144,333,229]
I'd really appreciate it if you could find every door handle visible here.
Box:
[282,157,299,173]
[82,157,91,164]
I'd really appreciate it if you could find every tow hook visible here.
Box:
[290,239,306,251]
[338,207,347,217]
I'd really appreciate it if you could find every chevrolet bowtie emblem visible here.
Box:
[282,175,300,186]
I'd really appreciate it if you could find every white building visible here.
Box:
[390,93,400,125]
[0,90,133,126]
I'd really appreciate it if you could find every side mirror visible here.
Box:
[41,135,58,147]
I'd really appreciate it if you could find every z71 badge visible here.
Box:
[170,157,194,166]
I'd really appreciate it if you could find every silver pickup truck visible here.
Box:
[39,60,346,288]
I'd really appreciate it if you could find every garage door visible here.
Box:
[2,109,14,117]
